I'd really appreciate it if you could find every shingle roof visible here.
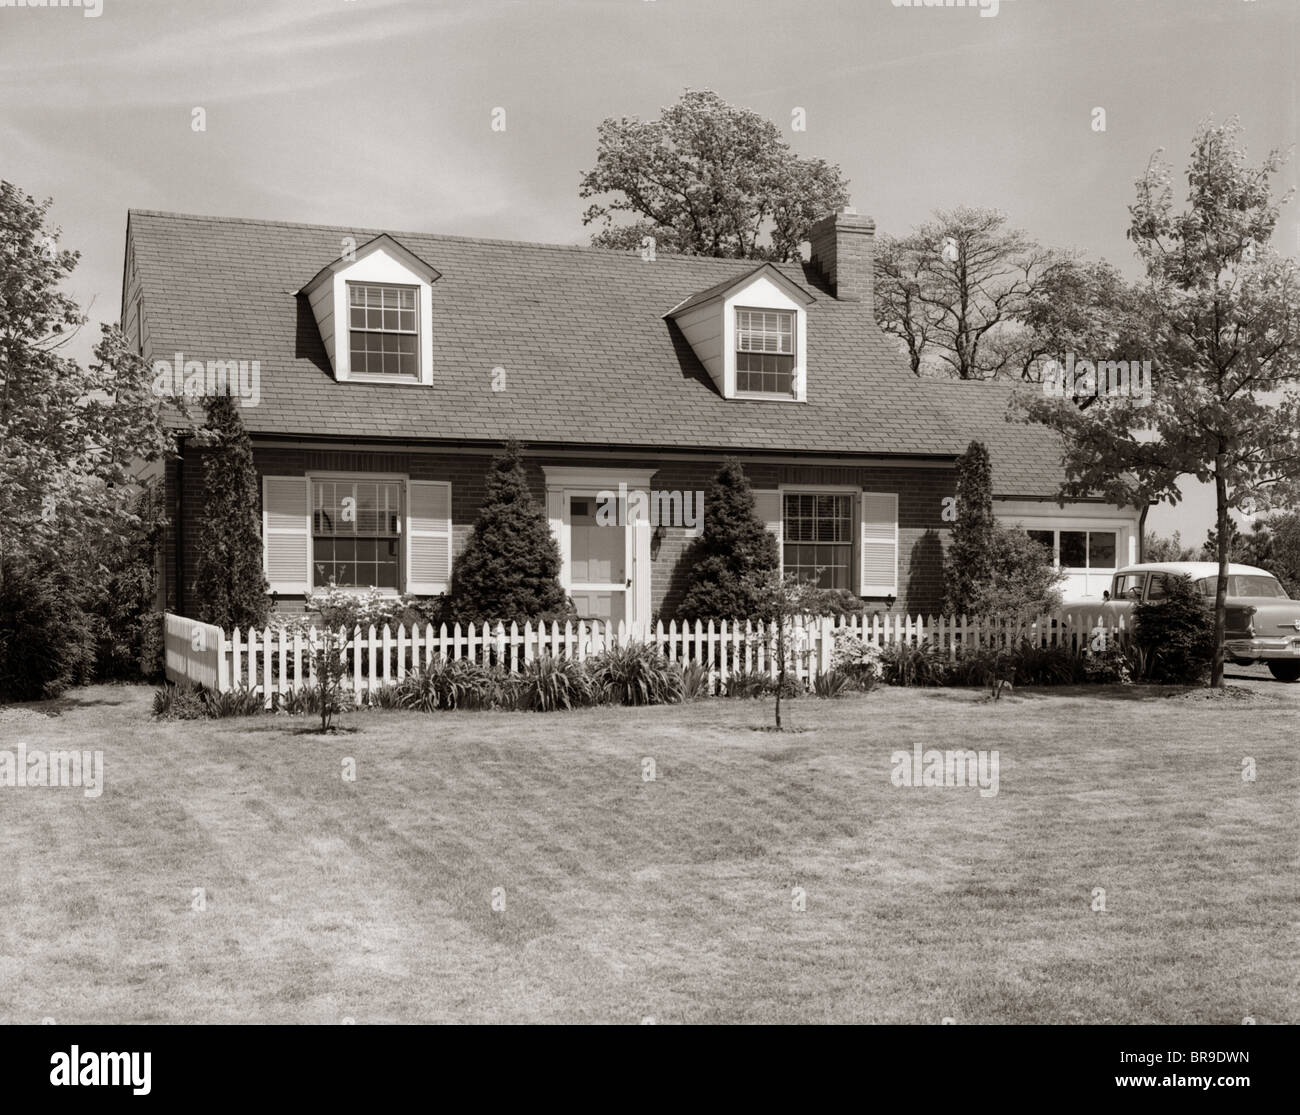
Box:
[126,209,1071,497]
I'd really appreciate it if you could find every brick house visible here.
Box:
[122,205,1144,624]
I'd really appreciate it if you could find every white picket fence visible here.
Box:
[163,610,1128,707]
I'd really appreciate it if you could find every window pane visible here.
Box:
[1088,532,1117,568]
[782,492,852,591]
[1060,531,1087,568]
[1027,530,1054,557]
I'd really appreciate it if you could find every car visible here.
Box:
[1098,561,1300,681]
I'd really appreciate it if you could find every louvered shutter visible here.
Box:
[752,490,783,575]
[407,480,452,594]
[263,476,311,594]
[860,492,899,596]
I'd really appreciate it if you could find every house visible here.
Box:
[121,204,1144,624]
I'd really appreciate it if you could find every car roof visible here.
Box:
[1113,562,1273,578]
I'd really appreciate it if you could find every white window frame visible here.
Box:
[734,306,798,399]
[345,282,421,381]
[306,471,410,594]
[778,483,858,592]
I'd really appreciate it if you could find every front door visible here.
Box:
[566,494,630,626]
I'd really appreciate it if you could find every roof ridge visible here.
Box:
[125,208,810,269]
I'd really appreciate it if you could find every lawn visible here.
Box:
[0,682,1295,1024]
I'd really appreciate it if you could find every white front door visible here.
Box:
[566,493,631,626]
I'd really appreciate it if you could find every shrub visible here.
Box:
[676,660,712,700]
[1134,573,1215,684]
[967,526,1065,619]
[449,441,569,624]
[725,669,801,699]
[1011,641,1081,685]
[1081,644,1133,685]
[368,684,404,709]
[812,670,852,698]
[189,395,271,632]
[943,440,996,617]
[588,644,682,706]
[152,681,206,720]
[830,632,883,690]
[0,563,96,702]
[515,654,593,712]
[675,458,779,622]
[880,641,948,687]
[396,656,495,711]
[725,668,768,699]
[201,685,265,718]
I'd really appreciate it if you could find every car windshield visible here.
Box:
[1195,575,1288,598]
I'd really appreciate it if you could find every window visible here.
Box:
[1030,529,1119,570]
[134,297,144,356]
[1113,573,1145,602]
[783,492,853,590]
[1145,573,1170,601]
[1027,529,1054,555]
[349,283,418,377]
[736,308,795,396]
[312,478,402,588]
[1195,574,1286,598]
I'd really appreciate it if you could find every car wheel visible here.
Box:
[1266,660,1300,682]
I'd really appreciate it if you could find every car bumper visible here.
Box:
[1225,637,1300,660]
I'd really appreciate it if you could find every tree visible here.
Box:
[450,441,568,623]
[676,458,778,622]
[1020,118,1300,687]
[943,441,996,615]
[744,570,850,731]
[190,394,270,631]
[1201,518,1244,563]
[1016,258,1148,386]
[579,90,850,260]
[0,181,171,589]
[1143,530,1198,562]
[1234,511,1300,597]
[873,207,1072,380]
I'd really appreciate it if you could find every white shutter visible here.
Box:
[407,480,452,595]
[753,490,783,575]
[262,476,311,594]
[860,492,898,596]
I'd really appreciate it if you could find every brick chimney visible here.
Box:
[808,206,875,310]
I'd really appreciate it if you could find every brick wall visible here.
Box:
[169,444,954,620]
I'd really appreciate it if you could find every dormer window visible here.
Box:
[349,283,418,378]
[735,308,795,396]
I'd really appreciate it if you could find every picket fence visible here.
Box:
[163,610,1129,707]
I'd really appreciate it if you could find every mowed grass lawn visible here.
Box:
[0,682,1295,1025]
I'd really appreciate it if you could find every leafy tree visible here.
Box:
[1235,511,1300,597]
[874,207,1072,380]
[1020,117,1300,687]
[943,441,996,615]
[580,89,849,260]
[1201,518,1244,563]
[676,458,778,622]
[1143,530,1198,562]
[190,395,270,631]
[1016,258,1149,387]
[450,441,568,623]
[0,181,171,590]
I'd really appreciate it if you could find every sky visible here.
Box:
[1,0,1296,542]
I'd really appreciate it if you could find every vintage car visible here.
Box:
[1099,561,1300,681]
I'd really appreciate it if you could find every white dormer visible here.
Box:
[666,263,814,402]
[298,234,440,385]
